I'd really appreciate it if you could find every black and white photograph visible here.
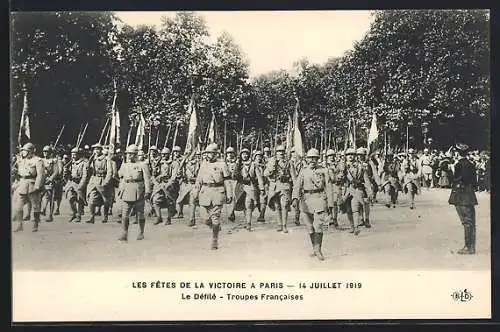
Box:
[11,10,491,321]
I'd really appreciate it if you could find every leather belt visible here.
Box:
[203,183,224,187]
[96,174,106,177]
[21,175,36,179]
[189,179,196,184]
[125,179,142,183]
[304,188,323,194]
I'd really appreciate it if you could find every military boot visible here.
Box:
[211,224,220,250]
[86,205,95,224]
[282,211,289,233]
[137,217,145,240]
[177,203,184,219]
[470,226,476,254]
[13,212,23,232]
[118,217,129,241]
[315,232,325,261]
[309,232,316,257]
[348,214,360,235]
[228,211,235,223]
[102,205,109,223]
[32,212,41,232]
[457,225,470,254]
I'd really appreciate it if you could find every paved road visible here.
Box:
[12,189,490,271]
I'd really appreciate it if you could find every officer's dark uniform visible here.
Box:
[448,143,478,255]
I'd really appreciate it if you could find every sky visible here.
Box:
[115,11,374,78]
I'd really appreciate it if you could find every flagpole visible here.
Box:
[172,120,179,150]
[406,124,409,153]
[163,124,172,149]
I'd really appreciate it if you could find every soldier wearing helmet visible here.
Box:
[263,144,294,233]
[175,147,201,228]
[419,147,434,189]
[224,147,238,223]
[338,147,362,235]
[192,143,232,250]
[12,143,46,232]
[380,151,401,208]
[85,143,114,224]
[289,146,305,226]
[252,150,268,223]
[116,144,152,241]
[150,147,178,226]
[324,149,341,229]
[63,147,88,223]
[233,147,265,231]
[263,146,272,161]
[169,146,184,219]
[291,148,329,261]
[40,145,61,222]
[354,147,373,228]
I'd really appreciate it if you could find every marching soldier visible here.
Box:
[86,143,113,223]
[12,143,45,232]
[401,153,420,209]
[117,144,152,241]
[253,150,268,223]
[64,148,88,222]
[339,148,361,235]
[146,146,161,218]
[176,150,201,227]
[264,145,294,233]
[325,149,340,229]
[152,148,178,226]
[290,147,304,226]
[225,147,238,222]
[356,147,373,228]
[291,148,329,261]
[171,146,184,218]
[419,148,434,189]
[192,143,232,250]
[448,143,478,255]
[41,145,61,222]
[263,146,272,161]
[234,148,265,231]
[104,147,119,218]
[379,152,400,208]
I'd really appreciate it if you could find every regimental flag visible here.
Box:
[285,113,293,155]
[135,112,146,151]
[344,118,355,150]
[18,88,31,146]
[367,113,379,154]
[108,88,120,150]
[184,94,199,157]
[292,97,304,157]
[207,112,216,145]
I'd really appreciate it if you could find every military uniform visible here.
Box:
[401,153,420,209]
[86,144,113,223]
[448,143,478,254]
[380,155,400,208]
[253,151,268,222]
[193,143,231,250]
[290,153,304,226]
[225,147,238,222]
[234,148,265,231]
[64,148,88,222]
[325,149,342,228]
[12,143,45,232]
[170,146,184,218]
[177,153,200,227]
[356,148,373,228]
[419,150,434,189]
[292,149,329,261]
[264,145,293,233]
[117,144,152,241]
[41,146,61,222]
[342,152,369,232]
[152,149,178,226]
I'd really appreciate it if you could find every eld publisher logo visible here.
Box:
[451,289,473,302]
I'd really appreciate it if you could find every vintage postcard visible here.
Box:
[11,10,491,321]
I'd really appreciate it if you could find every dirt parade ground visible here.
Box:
[12,189,490,271]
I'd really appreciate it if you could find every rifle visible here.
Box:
[53,125,65,149]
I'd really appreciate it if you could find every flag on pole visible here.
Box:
[292,97,304,157]
[367,113,379,154]
[184,94,199,157]
[135,112,146,151]
[345,119,355,150]
[285,113,293,155]
[207,113,216,144]
[18,88,31,146]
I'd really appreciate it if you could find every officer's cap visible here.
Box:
[306,148,320,158]
[356,147,367,155]
[126,144,139,154]
[226,147,235,153]
[345,148,356,155]
[21,142,35,152]
[161,147,171,154]
[70,147,79,153]
[149,145,158,151]
[172,146,181,152]
[455,143,469,152]
[240,148,250,154]
[43,145,52,152]
[263,147,270,152]
[205,143,219,153]
[275,145,285,152]
[254,150,263,156]
[326,149,336,157]
[92,143,102,150]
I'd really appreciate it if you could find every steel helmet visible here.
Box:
[226,147,235,153]
[263,147,270,152]
[306,148,320,158]
[126,144,139,154]
[205,143,219,153]
[254,150,262,156]
[21,143,35,152]
[149,145,158,151]
[70,147,79,153]
[172,146,181,152]
[240,148,250,154]
[275,145,285,152]
[345,148,356,155]
[326,149,336,157]
[356,147,367,155]
[408,148,415,154]
[161,147,171,154]
[42,145,52,152]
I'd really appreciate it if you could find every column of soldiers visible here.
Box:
[12,139,485,257]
